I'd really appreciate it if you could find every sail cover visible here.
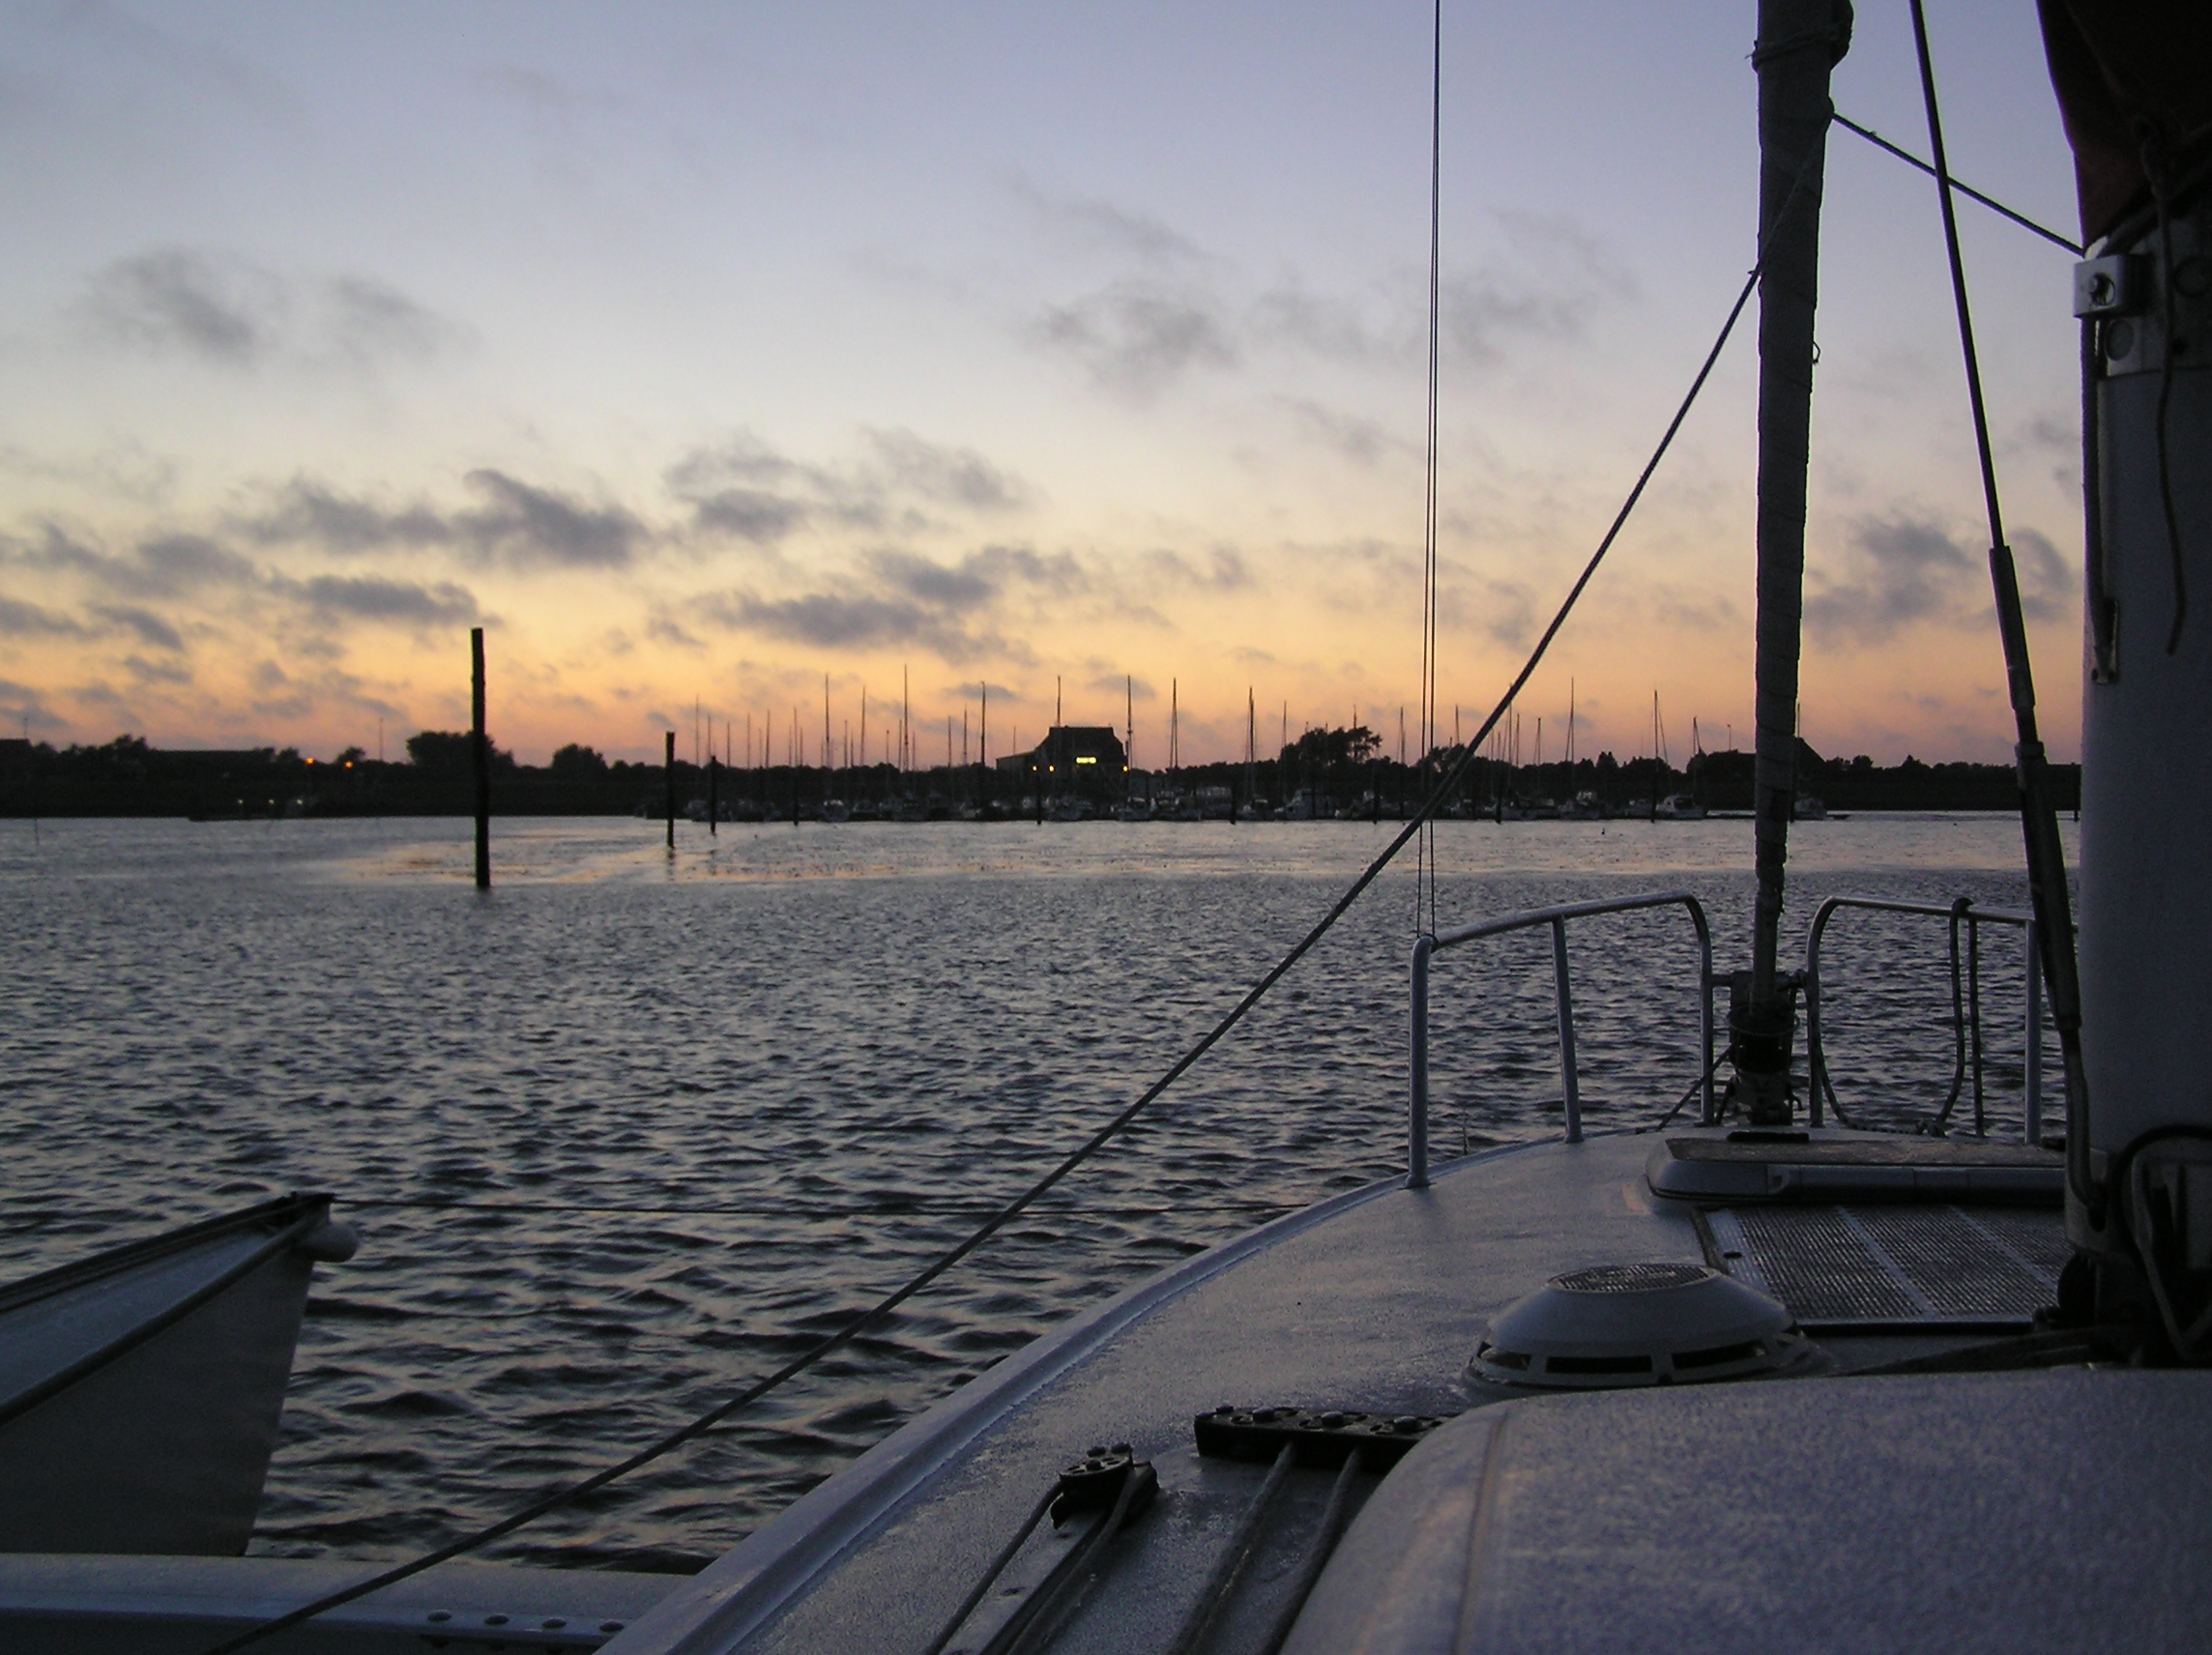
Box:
[2039,0,2212,242]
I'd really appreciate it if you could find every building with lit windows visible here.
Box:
[994,726,1128,801]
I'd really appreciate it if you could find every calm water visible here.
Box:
[0,813,2072,1570]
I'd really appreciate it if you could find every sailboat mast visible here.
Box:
[1170,680,1179,782]
[1247,687,1257,811]
[1745,0,1849,1119]
[1126,675,1135,803]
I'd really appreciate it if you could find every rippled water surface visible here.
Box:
[0,813,2072,1570]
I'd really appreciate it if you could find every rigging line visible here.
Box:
[1906,0,2095,1215]
[1833,112,2081,254]
[202,166,1788,1655]
[1419,0,1444,937]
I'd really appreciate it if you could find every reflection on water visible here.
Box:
[0,814,2071,1568]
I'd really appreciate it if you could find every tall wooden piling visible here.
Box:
[664,730,677,848]
[470,627,490,888]
[707,753,717,836]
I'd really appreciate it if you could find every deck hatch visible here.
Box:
[1709,1204,2064,1327]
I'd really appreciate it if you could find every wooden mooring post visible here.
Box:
[664,730,677,848]
[707,753,717,835]
[470,627,490,889]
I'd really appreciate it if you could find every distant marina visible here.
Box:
[1,724,2072,823]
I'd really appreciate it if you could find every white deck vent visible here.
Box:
[1469,1263,1804,1389]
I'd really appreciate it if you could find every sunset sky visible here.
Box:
[1,2,2088,768]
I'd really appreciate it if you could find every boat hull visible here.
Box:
[0,1195,351,1556]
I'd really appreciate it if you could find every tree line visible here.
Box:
[0,727,2077,818]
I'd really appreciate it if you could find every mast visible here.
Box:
[1246,688,1257,815]
[1742,0,1849,1123]
[1169,680,1179,788]
[2028,2,2206,1280]
[1126,675,1135,804]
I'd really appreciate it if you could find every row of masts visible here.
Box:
[680,670,1726,778]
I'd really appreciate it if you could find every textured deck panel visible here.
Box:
[1711,1204,2064,1325]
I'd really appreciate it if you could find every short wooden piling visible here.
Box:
[664,730,677,848]
[470,627,490,888]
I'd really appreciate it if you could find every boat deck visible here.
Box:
[614,1128,2081,1655]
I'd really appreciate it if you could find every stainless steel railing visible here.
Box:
[1803,895,2051,1143]
[1408,892,1715,1188]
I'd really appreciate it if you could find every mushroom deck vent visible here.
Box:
[1470,1263,1803,1390]
[1554,1263,1709,1294]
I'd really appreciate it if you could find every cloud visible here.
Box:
[135,534,257,595]
[1030,211,1627,399]
[668,428,1029,539]
[79,248,274,363]
[124,653,192,685]
[92,604,185,650]
[1439,212,1634,365]
[457,470,644,569]
[1643,585,1743,634]
[240,479,455,553]
[1280,398,1400,467]
[1,525,254,607]
[1086,672,1156,701]
[238,471,639,567]
[1806,515,1980,644]
[1440,577,1535,649]
[664,432,801,496]
[326,276,456,363]
[1032,283,1237,397]
[1248,280,1392,363]
[704,590,949,653]
[0,439,178,507]
[474,64,629,119]
[696,544,1073,664]
[75,247,459,369]
[2011,527,2074,623]
[0,677,63,733]
[867,548,997,609]
[1139,547,1253,598]
[1008,178,1203,265]
[293,575,480,625]
[691,487,808,543]
[0,595,91,638]
[865,430,1026,513]
[8,521,476,636]
[870,545,1086,608]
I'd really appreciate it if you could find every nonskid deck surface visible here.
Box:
[611,1130,2075,1655]
[1710,1204,2067,1327]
